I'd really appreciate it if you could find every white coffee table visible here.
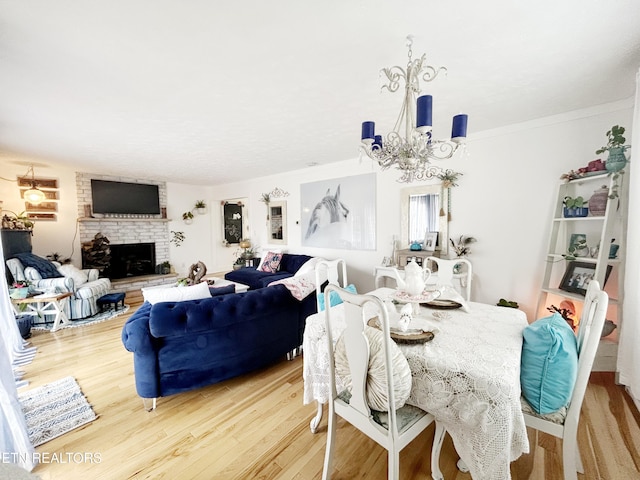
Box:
[206,276,250,293]
[11,292,73,332]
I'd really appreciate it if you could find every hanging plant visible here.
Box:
[170,231,185,247]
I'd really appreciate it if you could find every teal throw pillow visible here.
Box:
[520,313,578,414]
[318,284,357,311]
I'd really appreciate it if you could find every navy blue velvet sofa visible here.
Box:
[224,253,313,290]
[121,283,316,404]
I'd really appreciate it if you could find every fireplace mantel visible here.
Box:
[79,217,171,223]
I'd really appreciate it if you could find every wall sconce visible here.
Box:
[0,164,46,205]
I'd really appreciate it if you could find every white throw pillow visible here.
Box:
[57,264,89,286]
[294,257,323,277]
[334,325,412,411]
[142,281,211,305]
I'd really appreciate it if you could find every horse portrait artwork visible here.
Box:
[305,185,349,240]
[300,173,376,250]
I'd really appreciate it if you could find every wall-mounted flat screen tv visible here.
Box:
[91,179,161,215]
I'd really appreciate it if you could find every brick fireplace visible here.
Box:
[76,172,174,291]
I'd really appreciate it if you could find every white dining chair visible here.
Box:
[426,256,472,301]
[314,259,348,311]
[374,265,404,289]
[430,281,609,480]
[321,284,437,480]
[521,281,608,480]
[310,259,349,433]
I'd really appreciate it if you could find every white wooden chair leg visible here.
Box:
[576,446,584,474]
[431,421,446,480]
[143,397,157,411]
[389,450,400,480]
[321,409,336,480]
[310,401,323,433]
[457,458,469,473]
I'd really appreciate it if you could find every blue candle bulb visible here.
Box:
[416,95,433,134]
[361,121,375,144]
[451,114,468,143]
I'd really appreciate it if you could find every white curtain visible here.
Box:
[0,233,36,471]
[618,68,640,409]
[409,194,439,244]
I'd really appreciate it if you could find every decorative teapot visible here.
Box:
[397,260,431,297]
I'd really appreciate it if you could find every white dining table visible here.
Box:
[302,287,530,480]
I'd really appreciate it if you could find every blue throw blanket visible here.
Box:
[12,253,62,279]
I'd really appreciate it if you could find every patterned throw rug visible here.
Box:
[31,304,130,331]
[18,376,97,447]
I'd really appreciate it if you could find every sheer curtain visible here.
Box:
[0,233,36,471]
[618,67,640,409]
[408,194,439,244]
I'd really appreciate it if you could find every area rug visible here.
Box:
[19,376,97,447]
[31,304,130,331]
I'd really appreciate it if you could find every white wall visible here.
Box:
[210,100,634,320]
[1,99,633,321]
[0,155,80,264]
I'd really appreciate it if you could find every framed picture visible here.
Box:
[423,232,437,252]
[568,233,587,257]
[559,261,612,295]
[300,173,376,250]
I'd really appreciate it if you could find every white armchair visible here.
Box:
[6,255,111,320]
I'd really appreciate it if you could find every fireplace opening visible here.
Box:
[108,243,156,279]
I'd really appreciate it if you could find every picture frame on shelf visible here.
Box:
[568,233,588,257]
[423,232,438,252]
[559,261,612,296]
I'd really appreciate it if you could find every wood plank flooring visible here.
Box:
[18,300,640,479]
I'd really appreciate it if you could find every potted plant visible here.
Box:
[562,196,588,218]
[596,125,630,173]
[159,261,171,274]
[182,211,194,224]
[195,200,206,214]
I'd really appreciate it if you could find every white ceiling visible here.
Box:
[1,1,639,185]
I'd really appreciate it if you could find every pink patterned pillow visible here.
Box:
[259,251,283,273]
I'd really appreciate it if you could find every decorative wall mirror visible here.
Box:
[221,199,249,245]
[268,201,287,245]
[400,184,449,255]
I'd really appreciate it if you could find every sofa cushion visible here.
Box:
[57,264,89,286]
[294,257,322,277]
[520,312,578,414]
[256,249,282,271]
[12,252,62,279]
[259,251,283,273]
[208,284,235,297]
[280,253,314,274]
[143,281,211,305]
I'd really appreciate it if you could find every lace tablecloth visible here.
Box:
[302,288,530,480]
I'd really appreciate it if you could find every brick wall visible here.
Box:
[76,172,170,265]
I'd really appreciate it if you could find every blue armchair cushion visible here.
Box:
[520,313,578,414]
[12,252,62,279]
[318,284,357,311]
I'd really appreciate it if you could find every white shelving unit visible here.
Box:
[536,171,627,371]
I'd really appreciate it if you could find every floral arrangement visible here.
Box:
[450,235,477,257]
[12,281,30,289]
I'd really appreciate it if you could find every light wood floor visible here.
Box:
[18,299,640,480]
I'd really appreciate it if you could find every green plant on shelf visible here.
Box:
[562,196,587,209]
